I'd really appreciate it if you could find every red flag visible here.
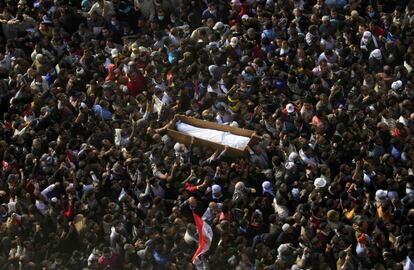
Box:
[192,211,213,265]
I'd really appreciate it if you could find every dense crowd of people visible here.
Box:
[0,0,414,269]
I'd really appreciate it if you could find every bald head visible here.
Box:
[188,196,197,208]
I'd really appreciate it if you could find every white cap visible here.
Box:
[262,181,272,192]
[286,103,295,113]
[314,177,327,188]
[391,80,403,90]
[363,31,372,39]
[241,14,249,20]
[282,223,290,231]
[322,15,330,21]
[291,188,300,197]
[278,243,289,254]
[370,49,382,60]
[375,189,388,201]
[230,121,239,127]
[111,48,119,58]
[213,21,224,31]
[230,37,239,47]
[174,142,184,152]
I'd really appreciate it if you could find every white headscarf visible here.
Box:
[361,31,379,48]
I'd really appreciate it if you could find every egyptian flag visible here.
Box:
[192,211,213,266]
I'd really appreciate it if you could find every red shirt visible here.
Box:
[371,26,386,38]
[252,43,266,59]
[127,73,144,97]
[64,205,73,219]
[184,182,198,193]
[98,253,121,269]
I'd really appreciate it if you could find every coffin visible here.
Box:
[166,115,260,157]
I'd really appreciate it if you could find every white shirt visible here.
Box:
[88,1,115,17]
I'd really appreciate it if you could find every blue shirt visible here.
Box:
[261,29,276,40]
[325,0,347,9]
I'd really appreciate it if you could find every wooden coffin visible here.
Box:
[166,115,260,157]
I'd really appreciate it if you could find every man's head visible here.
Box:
[293,8,302,18]
[322,16,330,26]
[208,2,217,13]
[188,197,197,208]
[102,247,111,259]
